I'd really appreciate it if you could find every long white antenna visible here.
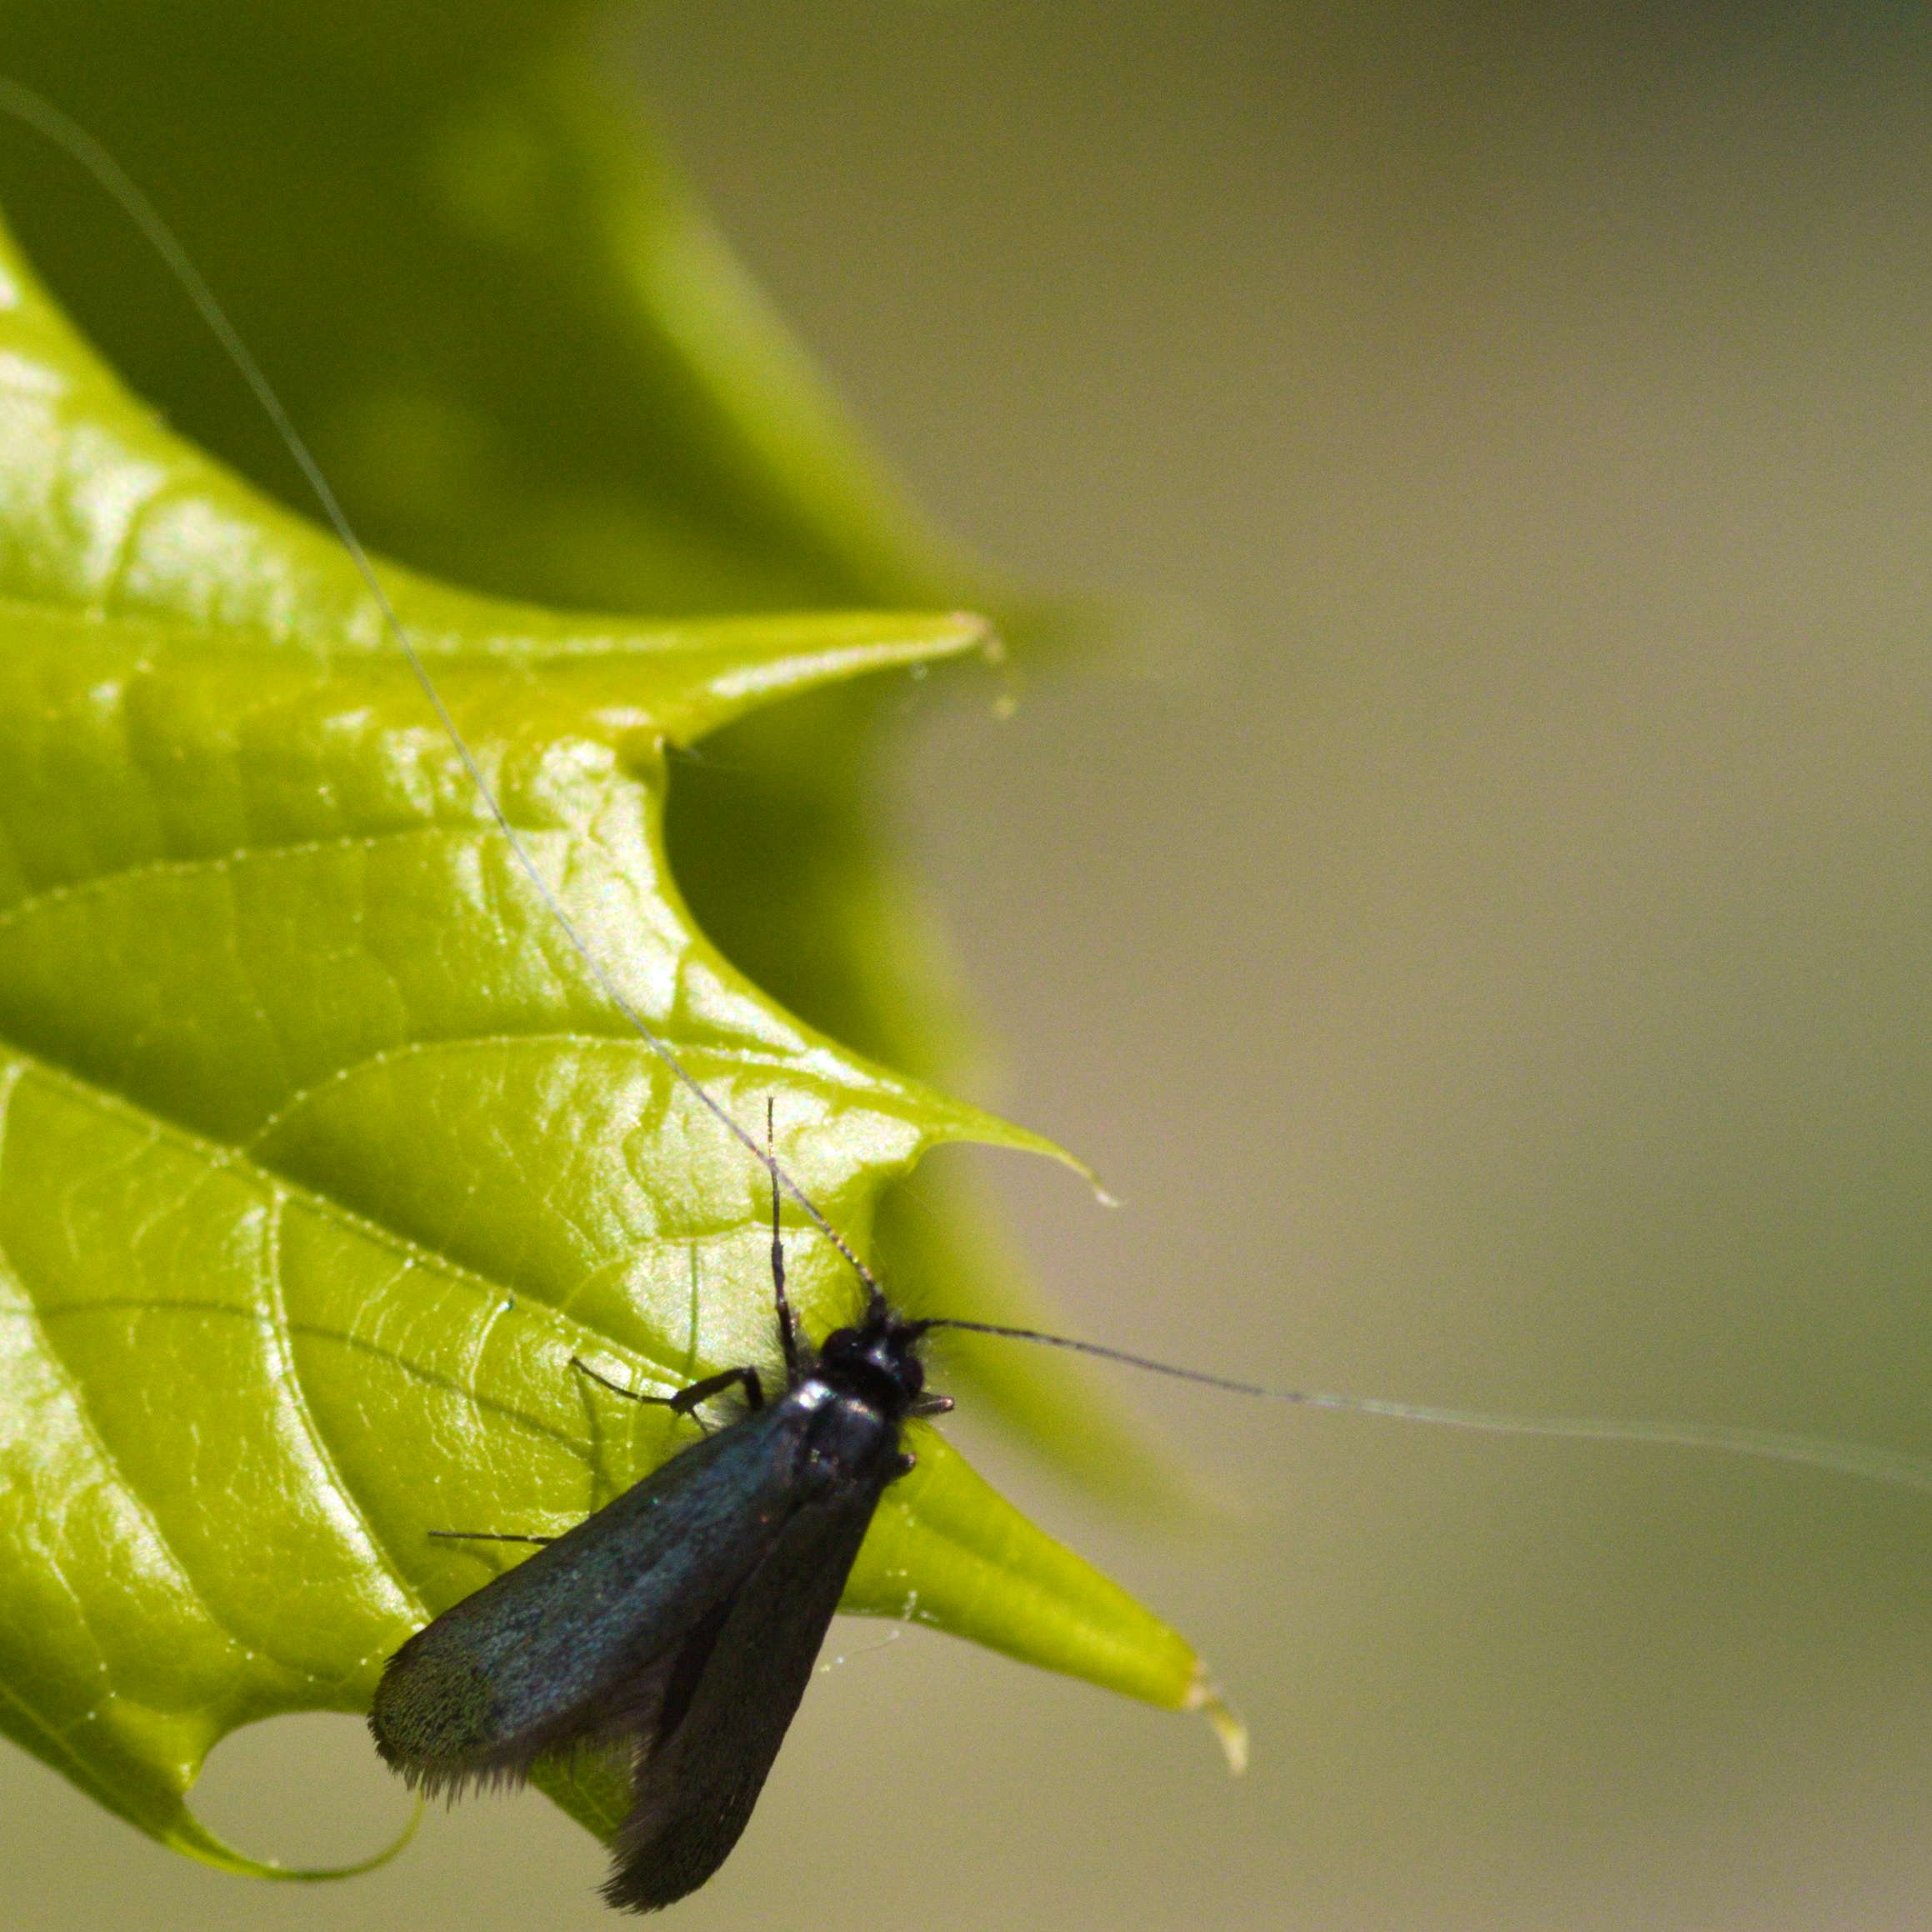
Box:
[0,78,883,1294]
[923,1319,1932,1492]
[22,84,1932,1504]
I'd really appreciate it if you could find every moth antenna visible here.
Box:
[19,85,1932,1520]
[0,79,883,1299]
[766,1099,801,1378]
[921,1319,1932,1495]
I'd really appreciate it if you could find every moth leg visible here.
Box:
[569,1354,672,1404]
[568,1354,763,1435]
[426,1530,558,1545]
[669,1365,763,1433]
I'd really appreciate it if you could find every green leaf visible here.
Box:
[0,37,1215,1877]
[0,0,1184,1520]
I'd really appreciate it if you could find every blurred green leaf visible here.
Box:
[0,23,1209,1875]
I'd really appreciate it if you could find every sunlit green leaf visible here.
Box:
[0,0,1179,1518]
[0,62,1210,1877]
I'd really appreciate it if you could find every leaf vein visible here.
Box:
[0,824,562,936]
[0,1092,273,1689]
[254,1189,429,1627]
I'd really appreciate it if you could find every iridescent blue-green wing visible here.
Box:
[370,1401,810,1792]
[602,1471,888,1914]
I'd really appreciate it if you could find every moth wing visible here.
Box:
[600,1469,888,1914]
[371,1400,812,1791]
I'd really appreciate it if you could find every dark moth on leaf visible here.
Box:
[371,1265,952,1914]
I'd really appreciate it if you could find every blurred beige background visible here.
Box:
[9,3,1932,1927]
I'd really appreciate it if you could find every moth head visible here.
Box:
[814,1304,932,1409]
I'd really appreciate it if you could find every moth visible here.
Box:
[370,1164,954,1912]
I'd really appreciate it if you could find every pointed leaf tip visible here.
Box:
[1186,1669,1249,1776]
